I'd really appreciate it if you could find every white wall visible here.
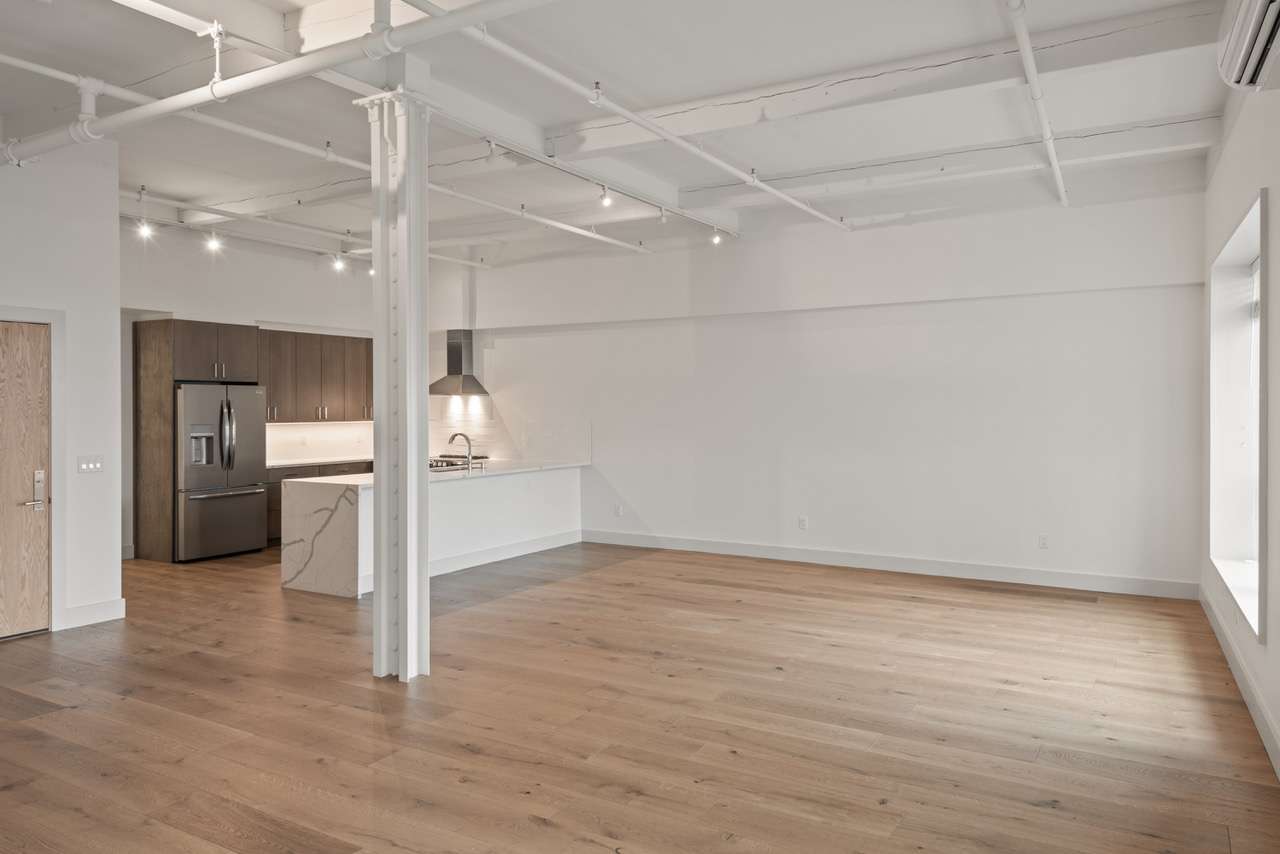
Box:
[0,143,124,629]
[1202,86,1280,777]
[470,193,1205,600]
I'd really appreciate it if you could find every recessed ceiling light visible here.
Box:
[368,267,376,277]
[205,233,222,252]
[136,220,153,239]
[332,255,346,272]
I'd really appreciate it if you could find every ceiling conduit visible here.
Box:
[401,0,852,232]
[1,0,563,166]
[1006,0,1070,206]
[0,49,649,255]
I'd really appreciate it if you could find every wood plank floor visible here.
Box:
[0,544,1277,853]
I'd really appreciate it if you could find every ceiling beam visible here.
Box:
[546,0,1222,160]
[680,115,1221,210]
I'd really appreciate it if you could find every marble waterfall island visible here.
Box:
[281,474,373,597]
[281,463,586,597]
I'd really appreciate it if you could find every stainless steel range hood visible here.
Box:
[429,330,489,396]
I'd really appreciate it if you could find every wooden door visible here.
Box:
[0,321,51,638]
[172,320,220,381]
[364,338,374,421]
[321,335,346,421]
[344,337,368,421]
[218,323,259,382]
[295,333,324,422]
[267,331,297,423]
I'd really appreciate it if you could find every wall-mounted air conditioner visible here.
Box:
[1219,0,1280,90]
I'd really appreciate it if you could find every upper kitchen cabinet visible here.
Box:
[171,320,259,382]
[321,336,346,422]
[295,333,324,422]
[171,320,219,381]
[261,330,297,423]
[219,324,259,382]
[344,337,371,421]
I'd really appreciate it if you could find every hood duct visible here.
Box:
[429,330,489,396]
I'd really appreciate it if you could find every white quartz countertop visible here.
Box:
[283,460,588,488]
[267,455,374,469]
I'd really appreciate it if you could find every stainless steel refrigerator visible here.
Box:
[175,383,268,561]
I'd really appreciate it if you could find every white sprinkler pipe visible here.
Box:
[0,50,647,255]
[1006,0,1069,206]
[402,0,849,232]
[2,0,563,166]
[431,185,650,253]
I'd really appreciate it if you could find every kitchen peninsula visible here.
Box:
[281,461,587,597]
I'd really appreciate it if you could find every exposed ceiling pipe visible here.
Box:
[121,190,486,268]
[401,0,849,232]
[1,0,563,166]
[0,51,653,255]
[1005,0,1070,206]
[431,185,649,253]
[0,51,370,171]
[122,189,371,246]
[97,0,736,239]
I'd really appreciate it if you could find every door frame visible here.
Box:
[0,305,65,632]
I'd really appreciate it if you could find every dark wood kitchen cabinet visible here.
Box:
[259,331,372,424]
[171,320,258,382]
[295,333,324,422]
[321,336,346,421]
[260,329,297,423]
[344,337,370,421]
[219,323,259,382]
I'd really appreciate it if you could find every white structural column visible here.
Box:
[365,87,431,681]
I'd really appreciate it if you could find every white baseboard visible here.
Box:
[581,530,1200,600]
[1201,586,1280,782]
[54,597,126,631]
[429,530,582,577]
[122,544,135,560]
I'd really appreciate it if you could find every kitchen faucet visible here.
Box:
[448,432,473,471]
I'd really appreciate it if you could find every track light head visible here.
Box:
[332,255,346,272]
[711,230,723,246]
[136,220,153,240]
[600,186,613,208]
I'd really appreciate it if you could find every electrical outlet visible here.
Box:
[1037,534,1049,550]
[77,455,105,474]
[614,503,624,518]
[798,515,809,531]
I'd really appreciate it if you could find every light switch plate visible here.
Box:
[77,455,105,474]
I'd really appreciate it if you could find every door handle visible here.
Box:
[219,400,230,470]
[188,487,266,500]
[228,403,238,469]
[23,469,46,511]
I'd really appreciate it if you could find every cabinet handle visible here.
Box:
[212,362,218,378]
[323,405,329,420]
[222,362,227,378]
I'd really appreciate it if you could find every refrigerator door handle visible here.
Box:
[219,399,230,471]
[228,401,238,470]
[188,487,266,500]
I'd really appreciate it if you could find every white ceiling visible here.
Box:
[0,0,1230,264]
